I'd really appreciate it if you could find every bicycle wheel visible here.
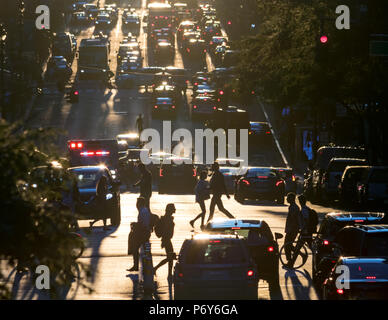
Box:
[279,241,309,269]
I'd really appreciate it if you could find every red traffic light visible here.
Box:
[320,35,328,44]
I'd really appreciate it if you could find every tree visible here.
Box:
[0,120,91,299]
[237,0,388,163]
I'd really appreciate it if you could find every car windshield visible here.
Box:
[346,261,388,280]
[71,170,101,189]
[185,240,246,264]
[246,168,273,178]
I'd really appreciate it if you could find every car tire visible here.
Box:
[276,195,284,205]
[234,193,244,203]
[110,203,121,226]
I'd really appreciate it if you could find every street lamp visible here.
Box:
[0,23,7,119]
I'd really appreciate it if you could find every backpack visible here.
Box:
[154,216,165,238]
[150,213,160,233]
[308,208,318,233]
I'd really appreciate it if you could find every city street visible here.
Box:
[1,0,388,302]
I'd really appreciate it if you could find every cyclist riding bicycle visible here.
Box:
[285,194,318,268]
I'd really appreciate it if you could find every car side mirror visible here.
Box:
[275,232,283,240]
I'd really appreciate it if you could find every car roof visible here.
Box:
[329,158,367,163]
[327,212,385,222]
[341,257,388,264]
[68,166,108,172]
[189,233,242,241]
[206,218,264,230]
[351,224,388,233]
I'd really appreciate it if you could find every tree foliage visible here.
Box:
[0,120,91,299]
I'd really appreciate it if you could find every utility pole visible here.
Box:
[0,24,7,119]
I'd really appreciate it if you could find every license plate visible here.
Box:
[203,270,228,279]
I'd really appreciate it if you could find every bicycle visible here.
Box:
[279,233,316,269]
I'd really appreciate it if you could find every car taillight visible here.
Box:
[266,131,271,134]
[193,105,197,109]
[187,48,190,53]
[355,219,365,223]
[154,105,158,109]
[337,289,344,295]
[159,169,163,177]
[275,180,284,187]
[70,143,76,149]
[172,105,175,109]
[178,272,183,278]
[267,246,274,252]
[219,90,224,95]
[193,168,197,177]
[292,175,296,182]
[323,240,330,246]
[366,276,376,279]
[213,106,216,110]
[74,91,79,95]
[242,179,250,186]
[247,270,254,277]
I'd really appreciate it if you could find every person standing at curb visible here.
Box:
[127,197,152,272]
[133,163,152,209]
[190,170,210,229]
[153,203,176,280]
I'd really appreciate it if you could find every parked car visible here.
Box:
[322,257,388,300]
[173,234,259,299]
[204,219,283,286]
[338,166,369,206]
[357,166,388,208]
[312,212,386,289]
[321,158,368,202]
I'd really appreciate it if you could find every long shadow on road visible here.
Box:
[283,268,318,300]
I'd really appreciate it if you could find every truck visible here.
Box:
[78,37,111,80]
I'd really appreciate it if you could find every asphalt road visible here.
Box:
[2,0,342,300]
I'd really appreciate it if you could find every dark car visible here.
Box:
[304,146,367,203]
[338,165,369,206]
[158,156,197,194]
[68,166,121,226]
[173,234,259,300]
[95,14,113,29]
[154,40,175,64]
[72,11,89,25]
[52,32,76,62]
[190,95,217,120]
[272,167,297,193]
[122,11,140,30]
[249,121,272,143]
[184,38,207,61]
[321,158,368,202]
[152,97,177,118]
[312,212,386,289]
[209,36,228,53]
[204,219,283,286]
[357,166,388,208]
[235,167,285,204]
[322,257,388,300]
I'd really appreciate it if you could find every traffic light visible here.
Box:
[316,34,329,64]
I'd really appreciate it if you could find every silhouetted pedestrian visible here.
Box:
[190,170,210,229]
[284,193,300,266]
[206,163,235,223]
[128,197,152,271]
[153,203,176,279]
[133,163,152,209]
[88,176,110,230]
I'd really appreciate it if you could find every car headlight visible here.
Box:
[108,21,111,24]
[110,169,116,175]
[80,70,84,73]
[106,193,113,200]
[96,21,99,24]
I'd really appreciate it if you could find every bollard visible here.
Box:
[139,241,154,294]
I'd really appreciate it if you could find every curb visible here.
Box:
[256,96,290,168]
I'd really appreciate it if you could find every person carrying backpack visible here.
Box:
[153,203,176,280]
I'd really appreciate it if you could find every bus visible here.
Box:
[78,38,111,79]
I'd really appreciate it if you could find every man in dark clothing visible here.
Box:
[133,163,152,209]
[135,114,144,135]
[206,162,235,223]
[127,197,152,271]
[153,203,176,280]
[284,193,301,265]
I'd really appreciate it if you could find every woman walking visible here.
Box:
[190,171,210,229]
